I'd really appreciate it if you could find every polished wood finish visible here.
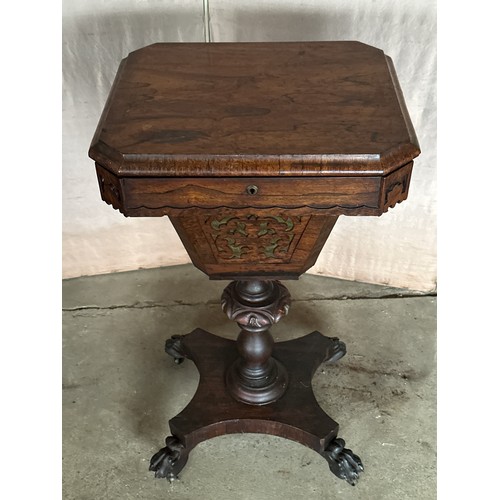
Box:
[90,41,419,281]
[169,211,338,280]
[151,328,362,485]
[88,41,420,485]
[221,280,291,405]
[89,42,419,177]
[95,162,414,217]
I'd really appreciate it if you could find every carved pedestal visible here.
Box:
[150,281,363,485]
[221,280,290,405]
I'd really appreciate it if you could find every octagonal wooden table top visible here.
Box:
[89,41,420,178]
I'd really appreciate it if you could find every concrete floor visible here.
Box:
[62,264,436,500]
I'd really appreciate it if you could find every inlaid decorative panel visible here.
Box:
[200,213,311,263]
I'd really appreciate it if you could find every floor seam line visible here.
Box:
[62,294,436,311]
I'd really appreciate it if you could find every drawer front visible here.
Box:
[122,176,382,215]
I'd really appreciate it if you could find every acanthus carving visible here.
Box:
[222,280,291,404]
[221,281,291,332]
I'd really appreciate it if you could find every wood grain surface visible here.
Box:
[90,41,419,280]
[89,41,419,177]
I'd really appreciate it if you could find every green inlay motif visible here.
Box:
[262,233,295,259]
[211,216,236,231]
[257,221,277,237]
[234,221,248,237]
[224,237,248,259]
[263,237,280,258]
[209,214,300,260]
[269,216,294,232]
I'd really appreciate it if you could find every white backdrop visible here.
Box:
[62,0,436,291]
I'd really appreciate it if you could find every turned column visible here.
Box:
[221,280,291,405]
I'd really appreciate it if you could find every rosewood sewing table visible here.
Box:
[88,41,420,486]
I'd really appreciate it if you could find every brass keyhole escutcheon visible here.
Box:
[246,185,259,195]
